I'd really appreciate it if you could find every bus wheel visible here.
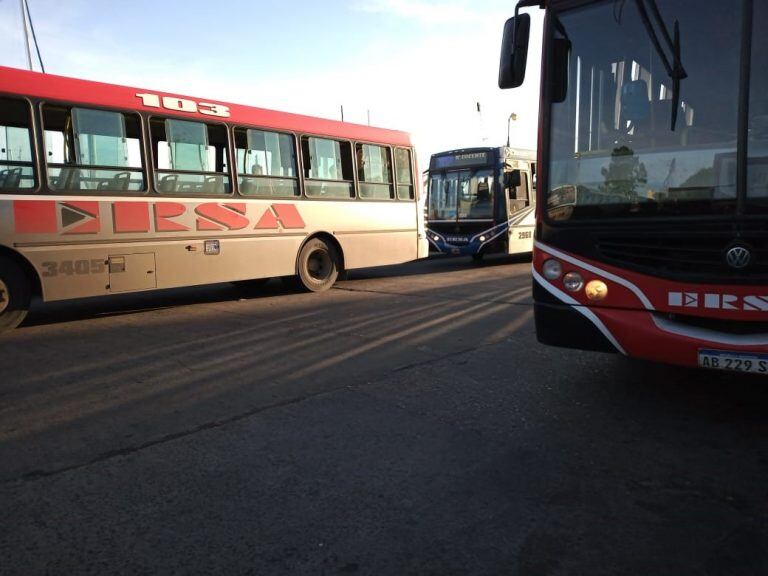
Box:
[296,238,340,292]
[0,256,31,332]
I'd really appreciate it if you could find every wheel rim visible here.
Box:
[307,249,333,282]
[0,279,8,314]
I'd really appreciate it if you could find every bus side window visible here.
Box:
[301,136,354,198]
[394,147,415,200]
[43,105,145,192]
[235,127,299,197]
[356,143,393,200]
[0,97,36,191]
[151,118,230,195]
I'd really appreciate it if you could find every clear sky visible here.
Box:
[0,0,543,167]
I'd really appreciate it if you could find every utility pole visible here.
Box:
[20,0,33,71]
[477,102,488,143]
[340,105,344,122]
[507,112,518,147]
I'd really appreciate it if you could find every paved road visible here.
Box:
[1,256,766,575]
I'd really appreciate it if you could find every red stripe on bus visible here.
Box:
[154,203,189,232]
[195,203,250,231]
[0,66,412,147]
[271,204,305,229]
[254,208,279,230]
[113,202,151,233]
[13,200,57,234]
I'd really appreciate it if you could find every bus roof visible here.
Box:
[0,66,412,147]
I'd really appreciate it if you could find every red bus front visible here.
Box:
[517,0,768,373]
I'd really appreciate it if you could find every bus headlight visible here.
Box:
[479,235,487,242]
[585,280,608,301]
[542,259,563,280]
[563,271,584,292]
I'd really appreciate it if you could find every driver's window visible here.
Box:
[508,170,529,212]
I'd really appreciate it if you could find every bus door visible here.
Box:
[504,164,535,254]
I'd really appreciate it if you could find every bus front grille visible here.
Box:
[595,225,768,283]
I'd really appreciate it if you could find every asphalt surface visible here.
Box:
[1,255,766,576]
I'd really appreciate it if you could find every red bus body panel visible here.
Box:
[0,66,412,147]
[533,242,768,368]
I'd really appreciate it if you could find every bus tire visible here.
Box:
[0,256,31,333]
[296,237,340,292]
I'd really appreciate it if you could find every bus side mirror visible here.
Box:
[505,170,521,195]
[498,14,530,89]
[506,171,521,187]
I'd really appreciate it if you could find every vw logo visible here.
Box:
[725,245,752,270]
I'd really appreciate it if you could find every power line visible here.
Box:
[23,0,45,72]
[19,0,33,70]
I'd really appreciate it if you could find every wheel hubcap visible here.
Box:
[0,279,8,314]
[307,249,332,282]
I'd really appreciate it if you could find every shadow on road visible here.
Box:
[16,254,530,329]
[346,253,532,281]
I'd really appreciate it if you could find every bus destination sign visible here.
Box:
[430,151,490,170]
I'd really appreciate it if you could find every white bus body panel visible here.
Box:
[1,196,423,302]
[506,206,536,255]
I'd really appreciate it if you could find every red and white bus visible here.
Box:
[500,0,768,374]
[0,66,427,331]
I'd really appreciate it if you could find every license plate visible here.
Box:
[698,349,768,375]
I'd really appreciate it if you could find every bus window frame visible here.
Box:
[38,100,149,196]
[14,94,413,202]
[233,125,302,199]
[394,146,416,202]
[354,140,396,202]
[149,114,233,197]
[538,0,756,227]
[300,134,357,201]
[0,94,40,194]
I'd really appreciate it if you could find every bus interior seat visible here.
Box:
[0,168,22,188]
[239,177,256,195]
[203,175,223,194]
[159,174,179,193]
[62,167,82,190]
[98,171,132,191]
[621,80,650,129]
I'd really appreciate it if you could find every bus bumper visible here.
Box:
[533,241,768,372]
[429,240,483,256]
[534,285,768,371]
[426,226,506,256]
[534,300,619,353]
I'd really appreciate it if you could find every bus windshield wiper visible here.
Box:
[634,0,687,131]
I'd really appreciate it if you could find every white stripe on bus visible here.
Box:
[533,268,627,355]
[534,240,655,311]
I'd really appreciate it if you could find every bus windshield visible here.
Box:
[547,0,768,221]
[428,169,494,220]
